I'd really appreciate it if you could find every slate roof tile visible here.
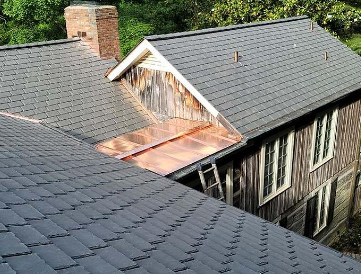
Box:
[95,246,138,271]
[9,225,50,247]
[30,244,77,270]
[110,238,149,261]
[0,209,27,226]
[57,266,90,274]
[11,204,45,220]
[75,255,123,274]
[0,232,29,257]
[6,253,56,274]
[51,236,93,259]
[29,219,68,238]
[0,263,16,274]
[71,229,107,250]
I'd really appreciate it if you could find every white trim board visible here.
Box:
[107,39,220,119]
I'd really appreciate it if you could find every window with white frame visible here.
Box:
[311,109,338,169]
[259,130,295,205]
[313,183,331,236]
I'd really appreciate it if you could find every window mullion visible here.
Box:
[320,114,327,160]
[316,191,322,233]
[324,184,331,227]
[330,110,338,157]
[273,138,280,195]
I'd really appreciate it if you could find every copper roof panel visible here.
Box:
[97,118,240,175]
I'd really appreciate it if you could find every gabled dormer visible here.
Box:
[107,39,240,136]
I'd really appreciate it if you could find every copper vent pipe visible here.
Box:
[234,51,239,62]
[310,21,314,31]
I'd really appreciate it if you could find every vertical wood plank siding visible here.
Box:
[234,98,361,221]
[124,66,219,124]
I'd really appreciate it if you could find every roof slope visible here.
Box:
[0,39,153,144]
[147,17,361,137]
[0,114,360,274]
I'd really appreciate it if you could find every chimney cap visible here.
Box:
[70,0,108,5]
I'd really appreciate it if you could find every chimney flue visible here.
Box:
[64,3,121,60]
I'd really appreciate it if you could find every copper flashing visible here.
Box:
[96,118,241,175]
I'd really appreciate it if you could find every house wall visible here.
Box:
[283,166,354,244]
[229,97,361,243]
[124,66,219,124]
[233,98,361,219]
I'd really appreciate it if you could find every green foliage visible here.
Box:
[343,0,361,10]
[0,0,360,56]
[118,0,192,56]
[0,0,68,45]
[3,0,67,23]
[193,0,361,37]
[342,33,361,55]
[119,17,154,56]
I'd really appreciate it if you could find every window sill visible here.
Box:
[259,184,291,207]
[313,223,327,237]
[310,155,334,172]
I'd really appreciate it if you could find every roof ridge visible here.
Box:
[0,111,41,123]
[0,38,81,51]
[0,111,97,149]
[146,16,309,41]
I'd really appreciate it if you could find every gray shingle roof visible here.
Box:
[0,38,153,144]
[0,114,360,274]
[147,17,361,137]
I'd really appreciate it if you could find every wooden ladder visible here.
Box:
[197,158,225,201]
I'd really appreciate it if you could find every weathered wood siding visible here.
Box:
[316,168,353,244]
[233,98,361,222]
[283,167,354,243]
[124,66,219,124]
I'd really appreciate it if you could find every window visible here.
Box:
[311,109,338,170]
[259,130,295,205]
[313,184,332,236]
[304,179,338,238]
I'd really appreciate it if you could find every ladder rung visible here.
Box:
[203,167,215,174]
[205,182,220,190]
[205,182,225,191]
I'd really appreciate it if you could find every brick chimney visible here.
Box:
[64,3,121,60]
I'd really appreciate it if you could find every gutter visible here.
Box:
[168,136,249,180]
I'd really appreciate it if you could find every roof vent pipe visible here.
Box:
[310,21,314,31]
[324,51,328,60]
[234,51,239,62]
